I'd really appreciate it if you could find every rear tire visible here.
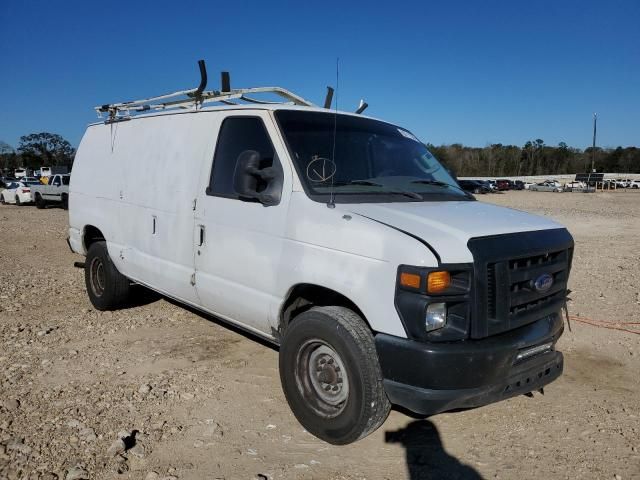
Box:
[84,241,131,310]
[0,195,5,205]
[15,196,21,206]
[279,306,391,445]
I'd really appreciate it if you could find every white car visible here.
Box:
[68,64,574,444]
[0,181,39,205]
[523,181,534,190]
[529,181,563,192]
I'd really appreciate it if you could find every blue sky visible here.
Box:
[0,0,638,149]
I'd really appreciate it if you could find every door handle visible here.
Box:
[198,224,205,246]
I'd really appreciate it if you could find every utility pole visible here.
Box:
[591,113,597,172]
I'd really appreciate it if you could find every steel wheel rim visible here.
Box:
[89,257,106,297]
[294,339,349,418]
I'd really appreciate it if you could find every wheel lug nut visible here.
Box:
[327,358,334,364]
[324,385,331,391]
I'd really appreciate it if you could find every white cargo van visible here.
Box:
[68,64,574,444]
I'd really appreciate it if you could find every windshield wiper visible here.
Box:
[410,179,473,198]
[410,179,450,187]
[349,180,423,200]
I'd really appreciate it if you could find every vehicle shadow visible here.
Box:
[124,284,163,308]
[163,297,278,351]
[385,420,483,480]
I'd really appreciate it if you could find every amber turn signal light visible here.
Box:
[427,271,451,293]
[399,272,421,289]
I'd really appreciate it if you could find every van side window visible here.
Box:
[208,117,278,198]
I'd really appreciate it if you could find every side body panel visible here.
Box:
[193,111,294,335]
[70,112,218,305]
[277,193,438,338]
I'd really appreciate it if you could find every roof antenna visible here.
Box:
[327,58,339,209]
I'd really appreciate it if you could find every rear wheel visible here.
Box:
[279,306,391,444]
[84,241,131,310]
[15,196,21,206]
[0,195,5,205]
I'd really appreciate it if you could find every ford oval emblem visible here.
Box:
[534,273,554,292]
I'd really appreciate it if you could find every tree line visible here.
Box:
[0,133,75,172]
[1,132,639,178]
[427,140,640,178]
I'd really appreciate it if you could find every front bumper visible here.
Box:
[375,312,564,415]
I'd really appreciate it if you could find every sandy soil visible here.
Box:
[0,190,639,480]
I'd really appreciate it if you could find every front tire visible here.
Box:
[61,193,69,210]
[84,241,131,310]
[279,306,391,445]
[35,195,46,209]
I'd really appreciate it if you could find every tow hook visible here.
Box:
[73,261,85,269]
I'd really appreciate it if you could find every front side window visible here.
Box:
[208,117,278,198]
[275,110,470,203]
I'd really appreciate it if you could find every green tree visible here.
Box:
[0,141,17,173]
[17,133,75,169]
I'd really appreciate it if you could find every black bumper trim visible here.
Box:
[383,352,563,415]
[375,312,564,415]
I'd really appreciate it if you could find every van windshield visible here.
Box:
[275,110,470,203]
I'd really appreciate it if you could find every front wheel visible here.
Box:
[61,194,69,210]
[84,241,131,310]
[279,306,391,445]
[35,195,46,209]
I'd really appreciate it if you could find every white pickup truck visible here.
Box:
[68,65,574,444]
[32,174,70,209]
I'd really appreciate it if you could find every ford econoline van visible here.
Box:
[69,74,573,444]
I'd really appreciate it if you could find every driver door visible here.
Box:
[193,112,291,335]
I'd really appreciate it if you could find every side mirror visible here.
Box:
[233,150,282,206]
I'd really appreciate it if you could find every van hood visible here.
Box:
[342,201,564,264]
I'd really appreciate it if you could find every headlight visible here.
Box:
[425,302,447,332]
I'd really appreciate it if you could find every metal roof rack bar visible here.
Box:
[95,60,317,122]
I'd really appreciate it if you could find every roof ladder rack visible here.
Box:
[95,60,318,122]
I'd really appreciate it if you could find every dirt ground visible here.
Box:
[1,190,639,480]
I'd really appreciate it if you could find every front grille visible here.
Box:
[468,229,574,338]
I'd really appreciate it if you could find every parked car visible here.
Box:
[476,179,497,192]
[458,180,491,194]
[523,181,535,190]
[31,174,71,209]
[512,180,525,190]
[630,180,640,189]
[495,179,511,191]
[69,69,573,444]
[530,181,563,192]
[0,180,39,205]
